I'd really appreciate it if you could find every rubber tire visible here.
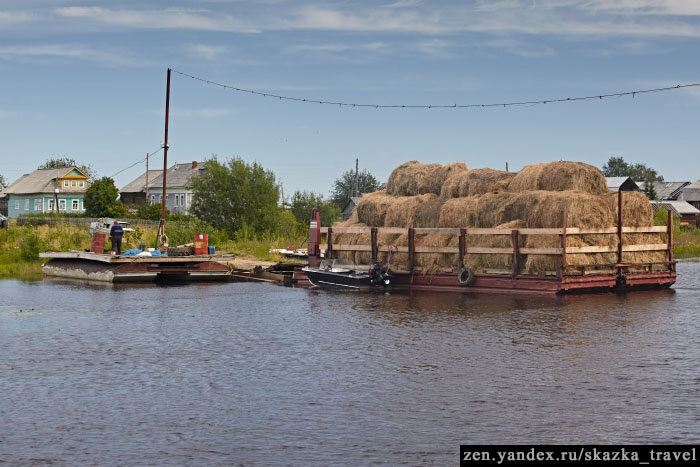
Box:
[458,267,475,286]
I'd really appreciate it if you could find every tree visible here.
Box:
[0,173,6,189]
[290,191,342,227]
[188,157,280,233]
[136,202,168,221]
[38,156,95,180]
[642,173,658,200]
[83,177,126,217]
[602,156,663,181]
[330,168,380,209]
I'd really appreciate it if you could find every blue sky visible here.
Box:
[1,0,699,197]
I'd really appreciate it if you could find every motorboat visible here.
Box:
[302,259,391,289]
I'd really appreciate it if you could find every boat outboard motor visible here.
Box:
[369,263,382,285]
[379,266,392,286]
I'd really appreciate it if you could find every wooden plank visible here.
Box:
[520,248,563,255]
[518,228,565,235]
[408,228,415,273]
[378,227,408,235]
[622,244,668,252]
[415,246,460,254]
[377,245,409,253]
[332,244,372,251]
[466,247,514,254]
[413,227,460,235]
[566,227,618,234]
[622,226,668,233]
[466,228,514,235]
[328,226,372,234]
[320,227,328,233]
[566,246,617,254]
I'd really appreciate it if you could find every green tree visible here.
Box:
[0,173,7,189]
[602,156,663,182]
[188,157,280,233]
[84,177,126,217]
[330,168,380,209]
[38,156,95,180]
[290,190,342,227]
[642,173,658,200]
[136,203,168,221]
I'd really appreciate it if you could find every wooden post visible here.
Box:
[371,227,378,263]
[560,204,568,278]
[459,228,466,269]
[617,189,623,265]
[667,208,674,271]
[408,227,415,273]
[327,227,333,260]
[511,229,520,278]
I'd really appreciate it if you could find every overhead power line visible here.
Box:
[172,69,699,110]
[109,146,163,178]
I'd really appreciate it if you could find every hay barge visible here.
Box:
[40,251,232,283]
[295,160,678,295]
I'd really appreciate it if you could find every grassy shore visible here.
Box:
[0,222,305,280]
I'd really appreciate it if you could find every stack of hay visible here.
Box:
[333,160,664,275]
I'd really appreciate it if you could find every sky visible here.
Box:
[1,0,699,198]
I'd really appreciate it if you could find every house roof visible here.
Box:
[120,170,163,193]
[0,168,83,196]
[680,180,700,202]
[147,162,205,190]
[605,177,639,191]
[639,181,690,200]
[651,200,700,216]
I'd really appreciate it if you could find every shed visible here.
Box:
[651,200,700,228]
[605,177,639,191]
[120,169,163,206]
[342,196,362,221]
[679,180,700,211]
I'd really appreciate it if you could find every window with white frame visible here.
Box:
[48,199,54,211]
[79,181,84,187]
[59,199,66,211]
[174,194,179,207]
[72,199,79,211]
[159,194,163,203]
[15,200,20,210]
[35,199,41,211]
[24,199,30,210]
[63,180,69,188]
[71,180,77,187]
[180,194,185,207]
[150,194,155,205]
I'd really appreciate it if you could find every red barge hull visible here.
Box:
[293,269,675,294]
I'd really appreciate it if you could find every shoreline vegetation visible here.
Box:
[1,212,699,281]
[0,220,306,281]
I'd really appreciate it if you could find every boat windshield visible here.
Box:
[319,258,354,272]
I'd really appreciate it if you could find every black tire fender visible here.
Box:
[458,267,475,286]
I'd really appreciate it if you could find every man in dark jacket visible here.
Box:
[109,220,124,255]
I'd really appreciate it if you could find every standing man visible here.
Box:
[109,220,124,255]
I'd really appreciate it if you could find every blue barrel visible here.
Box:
[208,245,216,255]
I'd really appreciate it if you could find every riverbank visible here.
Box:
[0,223,305,280]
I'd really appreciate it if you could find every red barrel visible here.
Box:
[194,234,209,255]
[91,233,106,254]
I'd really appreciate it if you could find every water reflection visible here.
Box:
[1,263,698,464]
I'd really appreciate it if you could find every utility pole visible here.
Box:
[145,152,149,204]
[156,68,171,249]
[506,162,509,172]
[354,158,359,198]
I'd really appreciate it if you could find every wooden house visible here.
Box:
[0,167,90,217]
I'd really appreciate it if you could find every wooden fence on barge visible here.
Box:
[319,202,675,278]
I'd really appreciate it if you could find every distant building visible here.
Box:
[651,200,700,228]
[637,181,690,200]
[0,167,90,218]
[145,161,205,215]
[342,196,362,221]
[679,180,700,211]
[120,169,163,206]
[605,177,639,192]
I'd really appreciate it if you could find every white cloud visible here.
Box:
[54,6,259,33]
[486,39,556,57]
[0,44,144,67]
[186,44,227,60]
[287,42,388,53]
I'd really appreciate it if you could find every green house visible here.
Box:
[0,167,90,218]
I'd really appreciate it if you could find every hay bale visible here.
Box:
[507,161,608,195]
[441,168,515,198]
[386,161,467,196]
[355,190,394,226]
[384,193,439,227]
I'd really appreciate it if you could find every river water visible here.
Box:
[1,262,699,465]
